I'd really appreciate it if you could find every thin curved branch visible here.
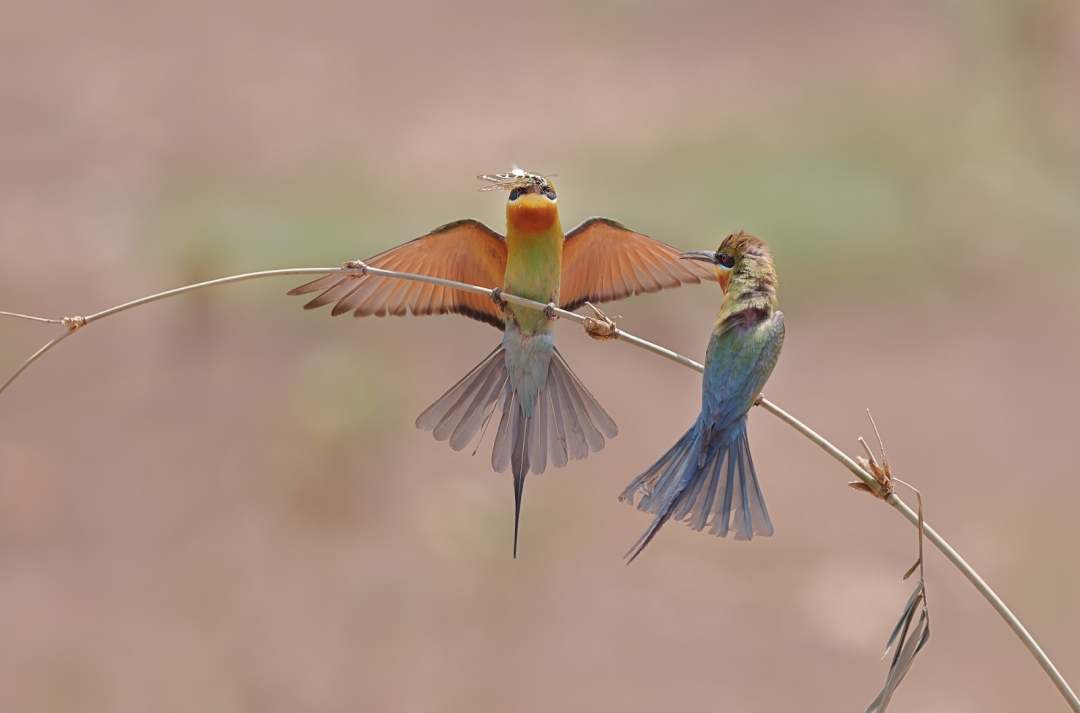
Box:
[0,310,65,325]
[0,331,76,396]
[1,263,1077,712]
[757,399,1078,711]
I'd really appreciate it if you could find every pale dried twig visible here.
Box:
[758,399,1076,711]
[0,310,65,325]
[1,263,1077,712]
[858,411,931,713]
[2,267,348,398]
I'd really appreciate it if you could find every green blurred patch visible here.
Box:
[291,343,402,448]
[562,85,1079,306]
[147,48,1080,314]
[150,170,420,287]
[271,341,405,532]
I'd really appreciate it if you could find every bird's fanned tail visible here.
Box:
[619,418,773,562]
[415,346,508,452]
[417,345,616,557]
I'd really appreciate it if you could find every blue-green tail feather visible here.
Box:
[620,417,773,562]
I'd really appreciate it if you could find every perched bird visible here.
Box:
[619,232,784,562]
[288,168,716,556]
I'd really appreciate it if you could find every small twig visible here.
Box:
[2,263,1077,712]
[858,436,879,469]
[893,482,926,588]
[857,411,923,579]
[1,268,351,398]
[851,411,895,500]
[0,331,77,396]
[858,412,931,713]
[867,409,890,471]
[0,310,65,325]
[754,401,1077,712]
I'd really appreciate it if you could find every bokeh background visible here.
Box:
[2,2,1079,711]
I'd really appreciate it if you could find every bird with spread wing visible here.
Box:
[289,168,717,556]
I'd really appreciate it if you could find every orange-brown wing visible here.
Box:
[288,219,508,329]
[560,218,718,311]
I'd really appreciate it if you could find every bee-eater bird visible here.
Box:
[619,232,784,562]
[288,168,717,556]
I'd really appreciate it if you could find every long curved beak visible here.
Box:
[678,250,716,264]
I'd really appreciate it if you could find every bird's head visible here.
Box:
[679,231,775,294]
[478,167,559,233]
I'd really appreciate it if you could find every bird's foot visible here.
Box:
[342,259,368,275]
[490,288,507,308]
[544,302,558,320]
[582,302,618,341]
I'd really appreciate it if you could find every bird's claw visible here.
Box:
[342,259,368,275]
[490,288,507,308]
[544,302,558,320]
[582,302,618,341]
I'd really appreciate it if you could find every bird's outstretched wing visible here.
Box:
[559,218,718,311]
[288,219,508,329]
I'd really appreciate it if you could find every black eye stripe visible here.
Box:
[509,185,556,200]
[717,253,736,268]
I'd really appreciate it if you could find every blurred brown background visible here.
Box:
[2,1,1079,711]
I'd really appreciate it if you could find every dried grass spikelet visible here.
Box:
[851,409,894,499]
[854,410,931,713]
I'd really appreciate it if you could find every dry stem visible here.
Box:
[2,263,1077,712]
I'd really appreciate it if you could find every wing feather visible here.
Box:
[560,218,717,311]
[288,219,508,329]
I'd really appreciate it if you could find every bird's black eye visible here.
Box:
[716,252,736,268]
[509,187,525,201]
[542,186,556,200]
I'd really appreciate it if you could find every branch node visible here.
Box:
[341,259,369,275]
[850,409,897,500]
[582,302,618,340]
[62,315,87,332]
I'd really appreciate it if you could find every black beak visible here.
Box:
[678,250,717,264]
